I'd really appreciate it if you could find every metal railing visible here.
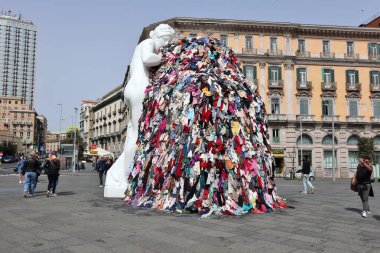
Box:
[346,116,364,122]
[296,114,315,121]
[321,82,337,91]
[242,48,257,55]
[268,79,284,88]
[344,53,359,60]
[320,52,335,59]
[370,83,380,92]
[295,51,310,57]
[267,114,287,121]
[346,82,361,92]
[267,49,283,56]
[369,54,380,61]
[296,81,312,90]
[322,115,340,122]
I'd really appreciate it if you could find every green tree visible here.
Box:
[62,129,84,159]
[357,137,374,161]
[0,143,17,156]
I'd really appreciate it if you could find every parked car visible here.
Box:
[295,168,315,181]
[3,156,15,163]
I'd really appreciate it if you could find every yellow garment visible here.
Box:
[202,87,211,96]
[231,121,240,135]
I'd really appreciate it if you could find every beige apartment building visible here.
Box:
[138,17,380,178]
[89,85,128,158]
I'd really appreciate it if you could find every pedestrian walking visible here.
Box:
[105,157,113,175]
[96,156,106,187]
[355,155,374,218]
[300,155,315,194]
[44,155,61,197]
[17,156,26,184]
[22,151,40,198]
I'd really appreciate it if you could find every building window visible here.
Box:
[322,68,335,85]
[297,68,307,86]
[299,97,309,115]
[272,129,280,144]
[373,100,380,117]
[298,39,305,52]
[14,112,17,117]
[245,36,253,49]
[323,40,330,53]
[323,150,337,169]
[346,70,359,85]
[270,97,280,114]
[20,132,23,137]
[347,135,359,145]
[346,41,354,55]
[322,135,338,145]
[370,71,380,87]
[243,65,257,81]
[374,135,380,145]
[269,66,281,82]
[270,37,277,51]
[220,34,228,46]
[27,132,30,137]
[322,99,333,116]
[21,113,24,118]
[349,99,358,116]
[28,113,31,117]
[297,134,313,145]
[368,42,379,56]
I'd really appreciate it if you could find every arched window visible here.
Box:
[322,134,338,145]
[347,135,359,145]
[374,135,380,145]
[297,134,313,145]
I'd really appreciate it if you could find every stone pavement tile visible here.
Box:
[291,249,319,253]
[295,226,325,233]
[10,219,41,228]
[36,231,70,241]
[244,239,296,253]
[258,228,294,238]
[318,247,355,253]
[67,243,108,253]
[322,240,372,253]
[31,248,73,253]
[279,239,325,252]
[201,229,236,238]
[111,244,155,253]
[287,234,323,244]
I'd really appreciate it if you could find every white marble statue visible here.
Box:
[104,24,175,197]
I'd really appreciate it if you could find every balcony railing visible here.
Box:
[296,114,315,122]
[369,54,380,61]
[322,115,340,122]
[267,49,283,56]
[321,82,337,91]
[370,116,380,124]
[12,120,18,124]
[346,116,364,123]
[272,136,280,144]
[370,83,380,92]
[296,81,312,90]
[295,51,310,58]
[346,82,361,92]
[268,79,284,89]
[102,115,106,120]
[344,53,359,60]
[242,48,257,55]
[246,78,258,85]
[267,114,287,121]
[112,110,116,115]
[320,52,335,59]
[108,112,111,117]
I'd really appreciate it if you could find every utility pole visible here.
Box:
[57,104,63,157]
[73,107,78,173]
[332,98,336,182]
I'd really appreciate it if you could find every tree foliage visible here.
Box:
[357,137,374,161]
[0,143,17,156]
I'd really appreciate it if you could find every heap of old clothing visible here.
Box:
[124,36,286,216]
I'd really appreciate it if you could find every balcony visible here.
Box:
[370,83,380,92]
[346,116,364,123]
[267,49,283,56]
[370,116,380,124]
[346,82,361,92]
[241,48,257,55]
[118,108,122,113]
[344,53,359,60]
[102,115,106,120]
[321,82,337,91]
[246,78,258,85]
[268,79,284,89]
[27,121,32,125]
[12,120,18,125]
[320,52,335,59]
[108,112,111,117]
[19,121,25,125]
[267,114,287,122]
[322,115,340,122]
[112,110,116,115]
[369,54,380,61]
[296,81,312,90]
[295,51,310,58]
[296,114,315,122]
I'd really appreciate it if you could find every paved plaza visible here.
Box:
[0,167,379,253]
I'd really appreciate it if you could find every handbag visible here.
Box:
[350,173,358,192]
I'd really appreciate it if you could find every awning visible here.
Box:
[273,153,285,158]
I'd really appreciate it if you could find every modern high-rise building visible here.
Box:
[0,11,37,106]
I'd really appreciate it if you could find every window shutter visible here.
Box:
[345,70,349,83]
[368,43,371,55]
[370,71,374,84]
[278,66,282,80]
[268,66,272,80]
[297,68,301,82]
[355,70,359,83]
[322,69,325,82]
[331,69,335,82]
[374,101,380,116]
[377,43,380,54]
[253,66,257,79]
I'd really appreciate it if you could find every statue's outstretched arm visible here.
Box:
[141,40,162,67]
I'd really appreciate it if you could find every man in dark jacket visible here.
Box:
[97,157,106,187]
[301,155,315,194]
[22,151,40,197]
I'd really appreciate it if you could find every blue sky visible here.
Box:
[1,0,379,131]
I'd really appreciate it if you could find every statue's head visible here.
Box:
[150,24,175,50]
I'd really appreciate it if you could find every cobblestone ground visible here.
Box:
[0,168,379,253]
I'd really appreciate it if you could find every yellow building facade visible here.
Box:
[139,17,380,178]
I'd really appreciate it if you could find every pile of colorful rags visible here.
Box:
[124,36,287,216]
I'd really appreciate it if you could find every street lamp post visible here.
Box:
[332,98,336,182]
[72,107,78,173]
[57,104,63,157]
[300,115,303,165]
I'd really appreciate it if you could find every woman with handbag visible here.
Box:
[355,155,373,218]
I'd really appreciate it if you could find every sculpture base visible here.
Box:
[104,185,126,198]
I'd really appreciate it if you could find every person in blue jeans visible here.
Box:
[22,152,40,198]
[300,155,315,194]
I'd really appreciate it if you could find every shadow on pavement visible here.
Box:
[372,215,380,221]
[345,207,362,214]
[58,191,76,196]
